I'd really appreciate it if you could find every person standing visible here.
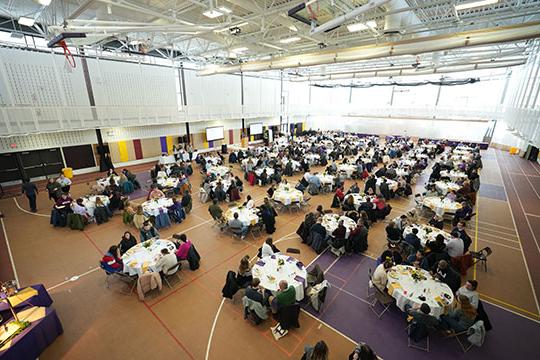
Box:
[21,179,38,212]
[22,179,38,212]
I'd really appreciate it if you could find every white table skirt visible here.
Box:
[159,155,176,165]
[252,254,307,301]
[142,198,174,217]
[273,189,303,205]
[225,207,259,227]
[322,214,356,238]
[255,167,275,177]
[207,165,231,177]
[423,197,462,215]
[403,224,452,247]
[122,239,176,276]
[435,181,461,195]
[82,195,110,217]
[387,265,454,318]
[97,176,120,189]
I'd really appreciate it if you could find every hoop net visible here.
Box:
[59,40,76,69]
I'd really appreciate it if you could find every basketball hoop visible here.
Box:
[58,39,76,68]
[307,3,319,21]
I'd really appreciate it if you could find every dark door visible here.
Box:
[20,148,64,179]
[0,153,21,183]
[63,145,96,170]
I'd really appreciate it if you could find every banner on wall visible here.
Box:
[241,130,248,148]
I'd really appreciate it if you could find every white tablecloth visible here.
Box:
[423,196,462,215]
[252,254,307,301]
[435,181,461,195]
[316,174,334,185]
[305,154,320,165]
[281,158,301,171]
[225,206,259,227]
[343,193,374,210]
[255,167,275,177]
[159,155,176,165]
[82,195,110,217]
[156,177,179,188]
[142,198,174,217]
[440,170,468,181]
[396,168,409,177]
[272,188,303,205]
[321,214,356,238]
[122,239,176,276]
[210,179,232,192]
[337,164,356,178]
[97,176,120,189]
[207,165,231,177]
[205,156,221,166]
[403,224,452,247]
[453,148,472,155]
[387,265,454,318]
[399,159,416,167]
[376,177,398,192]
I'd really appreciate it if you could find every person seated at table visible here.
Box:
[122,169,141,189]
[233,176,243,192]
[375,165,387,178]
[71,198,90,221]
[214,181,227,202]
[140,221,159,242]
[171,233,192,261]
[245,277,267,306]
[258,169,269,186]
[56,173,72,193]
[284,161,294,176]
[237,255,253,288]
[428,214,444,230]
[228,212,248,239]
[55,192,73,213]
[453,202,473,226]
[347,182,360,195]
[303,340,329,360]
[181,190,192,214]
[147,184,165,200]
[108,190,125,212]
[332,220,347,240]
[455,280,480,310]
[341,194,356,212]
[405,303,441,329]
[118,231,137,255]
[445,190,457,202]
[379,179,392,201]
[308,172,321,190]
[406,250,429,271]
[243,195,255,209]
[372,260,393,301]
[446,235,464,258]
[260,237,277,258]
[385,222,401,243]
[403,228,421,251]
[359,211,371,229]
[348,342,377,360]
[267,184,276,198]
[373,196,390,220]
[426,234,446,253]
[451,221,472,253]
[440,295,477,334]
[208,199,224,222]
[334,185,345,202]
[431,260,461,293]
[156,248,179,277]
[269,280,296,313]
[46,178,62,202]
[132,205,148,230]
[101,245,123,272]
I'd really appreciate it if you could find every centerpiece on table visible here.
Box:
[425,227,432,235]
[410,269,427,282]
[142,239,153,249]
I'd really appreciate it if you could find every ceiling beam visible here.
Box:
[68,0,97,20]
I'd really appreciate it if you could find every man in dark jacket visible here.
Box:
[432,260,461,293]
[364,175,376,194]
[21,179,38,212]
[379,179,392,200]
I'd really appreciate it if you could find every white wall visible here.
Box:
[307,116,489,142]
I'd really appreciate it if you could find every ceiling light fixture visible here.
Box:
[232,47,248,53]
[260,42,285,50]
[203,9,223,18]
[455,0,499,11]
[18,17,35,27]
[218,6,232,14]
[366,20,377,28]
[37,0,52,5]
[289,25,298,32]
[279,36,301,44]
[347,23,368,32]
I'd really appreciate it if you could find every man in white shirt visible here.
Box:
[303,171,312,183]
[446,235,464,258]
[156,248,179,276]
[372,261,394,302]
[456,280,479,309]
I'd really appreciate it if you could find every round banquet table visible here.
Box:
[337,164,356,178]
[422,196,462,215]
[435,181,461,195]
[440,170,468,182]
[97,175,120,189]
[399,159,416,167]
[396,168,409,177]
[156,177,179,188]
[455,146,473,151]
[252,254,307,301]
[207,165,231,177]
[453,148,471,155]
[316,174,334,186]
[122,239,176,276]
[321,214,356,238]
[142,198,174,217]
[205,156,221,166]
[82,195,110,217]
[254,167,275,177]
[224,206,259,227]
[343,193,374,210]
[387,265,454,318]
[281,158,301,171]
[305,154,320,165]
[376,177,398,192]
[210,178,232,193]
[403,224,452,247]
[272,187,303,205]
[158,154,176,165]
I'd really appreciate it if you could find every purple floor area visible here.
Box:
[129,171,152,200]
[304,251,540,359]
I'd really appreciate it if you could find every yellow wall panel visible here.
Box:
[118,141,129,162]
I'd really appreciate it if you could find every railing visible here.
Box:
[0,103,511,136]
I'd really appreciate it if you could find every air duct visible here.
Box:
[383,0,424,38]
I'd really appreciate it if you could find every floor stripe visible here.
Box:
[525,213,540,218]
[477,220,518,231]
[476,237,521,251]
[13,197,50,217]
[473,193,479,280]
[479,292,540,321]
[46,267,100,292]
[300,308,358,345]
[0,218,20,287]
[205,298,225,360]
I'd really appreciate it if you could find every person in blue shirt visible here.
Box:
[404,228,421,251]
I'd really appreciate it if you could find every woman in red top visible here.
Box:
[173,233,192,260]
[335,186,345,201]
[102,245,123,271]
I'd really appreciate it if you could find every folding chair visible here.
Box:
[367,268,376,299]
[249,221,264,239]
[406,322,437,352]
[163,261,182,288]
[300,196,311,210]
[100,262,137,295]
[369,286,393,319]
[470,247,492,272]
[446,321,486,353]
[290,201,301,213]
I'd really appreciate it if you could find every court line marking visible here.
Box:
[526,213,540,218]
[473,193,479,280]
[511,156,540,200]
[476,238,521,251]
[477,220,518,231]
[0,218,20,287]
[475,226,519,238]
[477,231,520,243]
[46,267,100,292]
[494,151,540,314]
[13,197,50,217]
[479,292,540,323]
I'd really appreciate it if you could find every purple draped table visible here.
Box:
[0,284,53,319]
[0,306,63,360]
